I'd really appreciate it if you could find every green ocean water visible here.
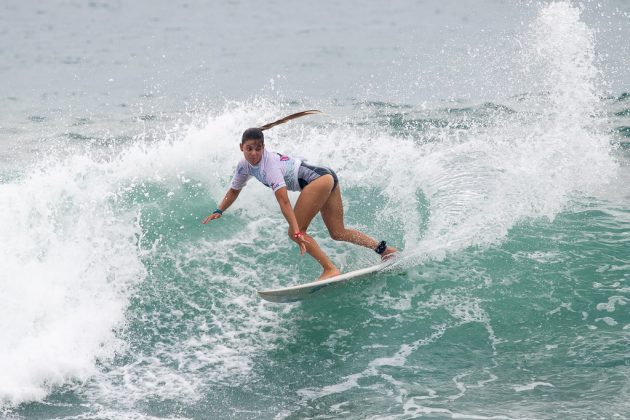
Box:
[1,1,630,419]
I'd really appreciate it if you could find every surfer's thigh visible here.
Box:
[293,174,334,231]
[320,185,345,237]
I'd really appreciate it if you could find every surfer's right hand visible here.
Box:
[202,213,222,224]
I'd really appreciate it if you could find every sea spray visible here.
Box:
[393,1,616,263]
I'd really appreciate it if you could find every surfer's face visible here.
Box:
[240,139,264,165]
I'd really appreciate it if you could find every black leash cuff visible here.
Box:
[374,240,387,255]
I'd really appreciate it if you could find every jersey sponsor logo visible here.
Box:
[279,154,289,161]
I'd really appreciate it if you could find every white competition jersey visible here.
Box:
[230,150,302,193]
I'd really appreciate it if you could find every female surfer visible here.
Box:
[202,110,397,280]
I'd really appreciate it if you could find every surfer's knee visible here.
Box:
[329,229,346,241]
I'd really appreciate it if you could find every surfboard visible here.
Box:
[257,258,396,303]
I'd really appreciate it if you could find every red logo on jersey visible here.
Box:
[279,155,289,161]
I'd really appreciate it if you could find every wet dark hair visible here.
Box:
[241,127,264,144]
[240,110,322,144]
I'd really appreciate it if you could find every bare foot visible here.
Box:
[381,246,398,261]
[318,267,341,280]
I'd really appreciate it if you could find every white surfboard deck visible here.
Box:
[257,258,396,303]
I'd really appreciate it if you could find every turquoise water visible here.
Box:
[1,1,629,419]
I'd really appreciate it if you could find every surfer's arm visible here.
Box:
[274,187,308,255]
[202,188,241,224]
[274,187,299,234]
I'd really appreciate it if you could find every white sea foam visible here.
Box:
[513,381,554,392]
[0,157,146,406]
[596,295,627,312]
[595,316,618,326]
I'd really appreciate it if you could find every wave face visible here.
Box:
[1,1,629,419]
